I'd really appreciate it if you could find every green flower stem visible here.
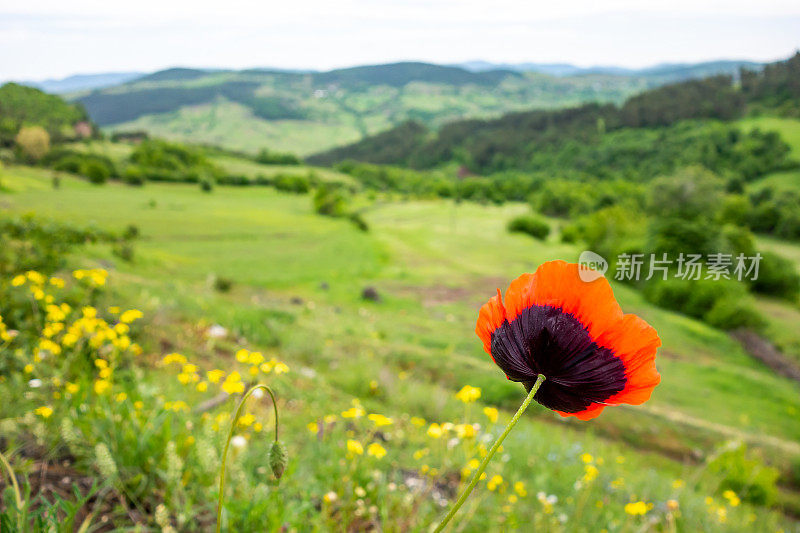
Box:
[0,448,23,530]
[433,374,545,532]
[216,385,279,533]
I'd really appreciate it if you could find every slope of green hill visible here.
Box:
[309,54,800,173]
[1,168,799,530]
[74,63,658,155]
[0,82,90,145]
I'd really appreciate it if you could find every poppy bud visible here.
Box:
[269,440,288,480]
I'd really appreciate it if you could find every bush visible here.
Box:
[313,185,347,217]
[217,174,250,186]
[704,296,765,330]
[507,214,550,240]
[707,443,779,506]
[750,251,800,301]
[643,278,750,322]
[348,212,369,232]
[575,206,647,262]
[15,126,50,162]
[200,178,214,193]
[273,173,310,194]
[560,223,580,243]
[84,160,110,184]
[720,224,756,256]
[123,224,140,240]
[112,243,135,263]
[256,148,300,165]
[123,165,145,186]
[213,276,233,293]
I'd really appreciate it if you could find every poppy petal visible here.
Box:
[475,288,506,356]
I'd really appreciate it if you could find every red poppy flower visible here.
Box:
[475,260,660,420]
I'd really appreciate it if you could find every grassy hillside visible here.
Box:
[74,63,658,155]
[1,167,799,530]
[0,83,90,145]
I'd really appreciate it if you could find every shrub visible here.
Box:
[719,194,751,226]
[273,173,309,194]
[84,160,110,185]
[507,214,550,240]
[52,155,84,174]
[15,126,50,162]
[576,206,647,262]
[200,178,214,193]
[313,185,347,217]
[643,278,750,322]
[750,251,800,301]
[213,276,233,293]
[560,223,580,243]
[348,212,369,232]
[707,443,779,506]
[256,148,300,165]
[113,243,135,263]
[217,174,250,186]
[123,224,140,240]
[703,296,765,330]
[123,165,145,186]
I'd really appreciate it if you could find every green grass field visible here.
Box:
[2,166,800,530]
[0,165,800,531]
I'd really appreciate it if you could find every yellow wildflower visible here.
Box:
[367,413,393,427]
[583,464,599,482]
[119,309,143,323]
[455,385,481,403]
[483,406,499,423]
[367,443,387,459]
[247,351,264,365]
[624,501,651,516]
[35,406,53,418]
[94,379,111,394]
[238,413,256,427]
[207,369,225,383]
[341,406,365,419]
[487,475,503,491]
[346,439,364,456]
[723,490,740,507]
[455,424,476,439]
[427,423,443,439]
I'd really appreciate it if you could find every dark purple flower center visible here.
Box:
[490,305,627,413]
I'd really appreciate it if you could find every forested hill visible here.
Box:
[68,59,773,156]
[75,62,524,126]
[0,83,90,146]
[307,53,800,173]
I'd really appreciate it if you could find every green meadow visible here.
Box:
[2,164,799,531]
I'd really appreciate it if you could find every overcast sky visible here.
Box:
[2,0,800,80]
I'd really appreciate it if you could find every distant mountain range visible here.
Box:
[25,72,144,94]
[453,59,764,81]
[15,58,769,155]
